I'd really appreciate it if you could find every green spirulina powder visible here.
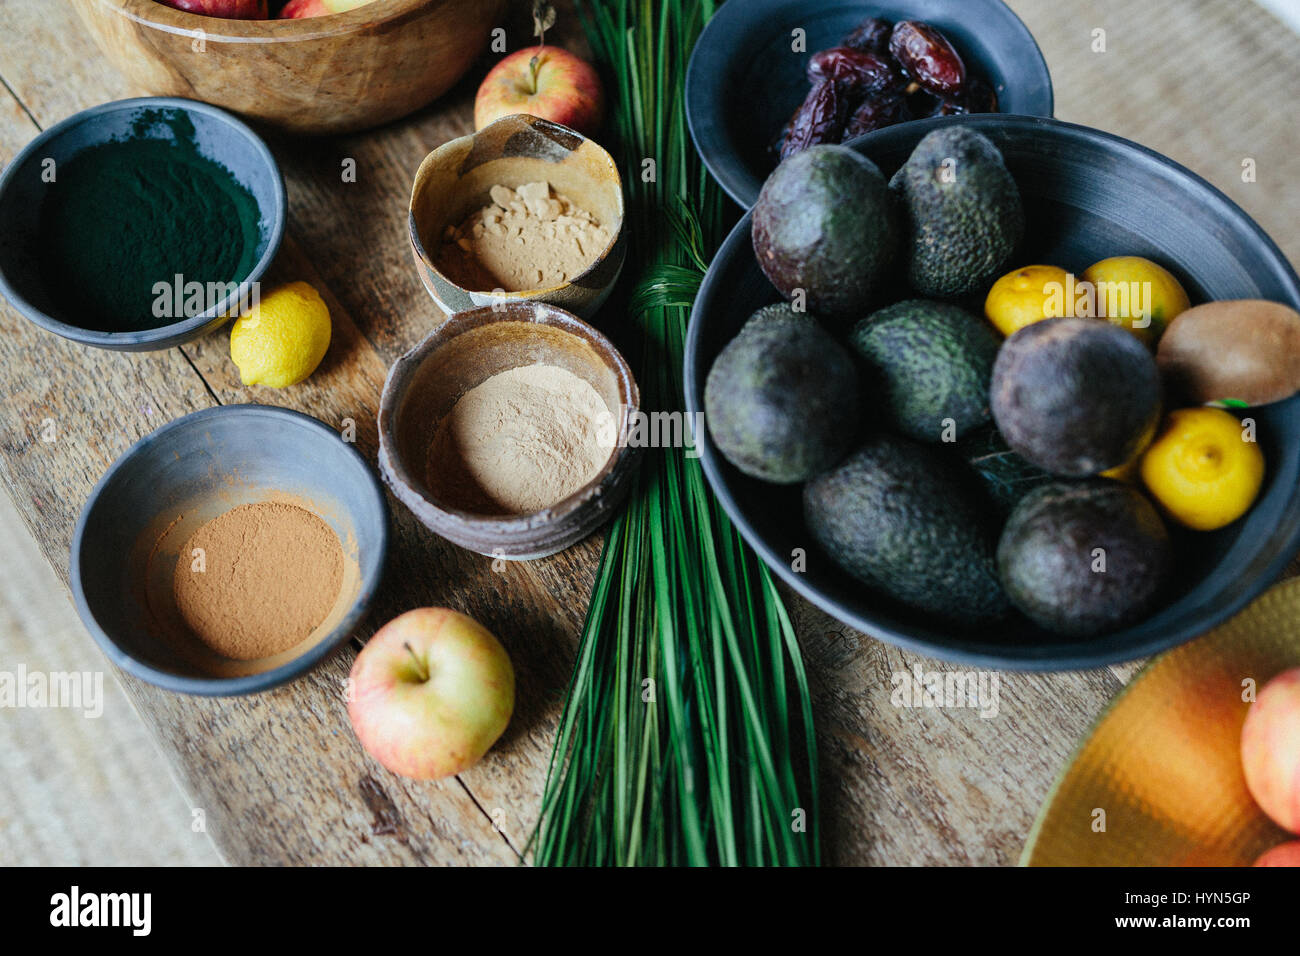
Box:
[39,110,262,333]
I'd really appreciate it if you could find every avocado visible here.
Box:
[803,433,1009,625]
[954,422,1054,514]
[997,480,1171,637]
[889,127,1024,298]
[705,303,860,483]
[849,298,999,441]
[991,317,1162,476]
[752,144,898,323]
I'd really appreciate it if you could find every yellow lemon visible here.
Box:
[1139,407,1264,530]
[984,264,1070,337]
[230,281,331,388]
[1082,256,1190,347]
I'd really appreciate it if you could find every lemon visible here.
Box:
[1082,256,1190,347]
[984,265,1070,337]
[230,281,331,388]
[1139,407,1264,530]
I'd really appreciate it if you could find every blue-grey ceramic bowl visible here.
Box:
[686,0,1053,207]
[71,405,389,696]
[0,97,285,351]
[685,114,1300,670]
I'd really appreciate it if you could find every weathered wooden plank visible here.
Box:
[0,39,521,868]
[3,0,1299,868]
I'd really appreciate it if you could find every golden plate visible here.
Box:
[1022,579,1300,866]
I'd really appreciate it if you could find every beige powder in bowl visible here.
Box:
[437,182,612,293]
[427,363,616,515]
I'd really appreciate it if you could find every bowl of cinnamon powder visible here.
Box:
[378,301,640,559]
[71,405,389,695]
[408,114,625,321]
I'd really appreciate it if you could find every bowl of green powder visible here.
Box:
[0,96,285,351]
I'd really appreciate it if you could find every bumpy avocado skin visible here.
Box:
[752,145,898,322]
[997,480,1171,638]
[990,317,1162,476]
[705,304,860,484]
[889,127,1024,298]
[803,433,1010,625]
[849,299,999,441]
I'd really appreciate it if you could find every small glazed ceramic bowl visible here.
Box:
[686,0,1053,207]
[71,405,389,696]
[408,114,626,321]
[0,97,285,352]
[378,302,640,559]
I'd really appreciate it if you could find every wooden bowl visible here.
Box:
[70,0,506,135]
[408,113,626,320]
[377,302,640,559]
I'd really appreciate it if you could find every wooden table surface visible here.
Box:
[1,0,1297,866]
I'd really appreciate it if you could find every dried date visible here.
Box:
[807,47,901,94]
[889,20,966,96]
[842,16,892,55]
[844,93,911,138]
[779,80,851,159]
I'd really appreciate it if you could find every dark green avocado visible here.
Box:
[849,299,999,442]
[803,433,1010,625]
[889,127,1024,298]
[990,317,1162,476]
[705,303,860,484]
[752,144,898,323]
[997,479,1171,637]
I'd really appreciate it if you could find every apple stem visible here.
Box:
[403,642,429,682]
[529,53,540,95]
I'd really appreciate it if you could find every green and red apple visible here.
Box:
[475,45,604,136]
[1254,841,1300,867]
[280,0,376,17]
[348,608,514,780]
[1241,667,1300,833]
[155,0,268,17]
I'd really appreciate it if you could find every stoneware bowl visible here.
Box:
[70,0,505,136]
[684,114,1300,670]
[378,302,640,559]
[0,97,284,351]
[685,0,1053,207]
[71,405,389,696]
[408,113,626,321]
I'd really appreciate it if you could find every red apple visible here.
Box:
[279,0,376,18]
[1241,667,1300,833]
[1254,841,1300,866]
[475,45,604,136]
[348,608,514,780]
[155,0,268,18]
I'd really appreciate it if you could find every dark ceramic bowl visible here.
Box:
[71,405,389,696]
[378,302,640,559]
[684,114,1300,670]
[0,97,285,351]
[685,0,1053,207]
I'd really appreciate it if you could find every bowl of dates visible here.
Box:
[686,0,1053,206]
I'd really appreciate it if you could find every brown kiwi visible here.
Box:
[1156,299,1300,407]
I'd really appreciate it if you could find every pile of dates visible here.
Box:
[777,17,997,159]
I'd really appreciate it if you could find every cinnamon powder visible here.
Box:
[172,501,345,660]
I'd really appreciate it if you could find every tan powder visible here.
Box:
[427,364,615,515]
[172,501,345,660]
[437,181,611,292]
